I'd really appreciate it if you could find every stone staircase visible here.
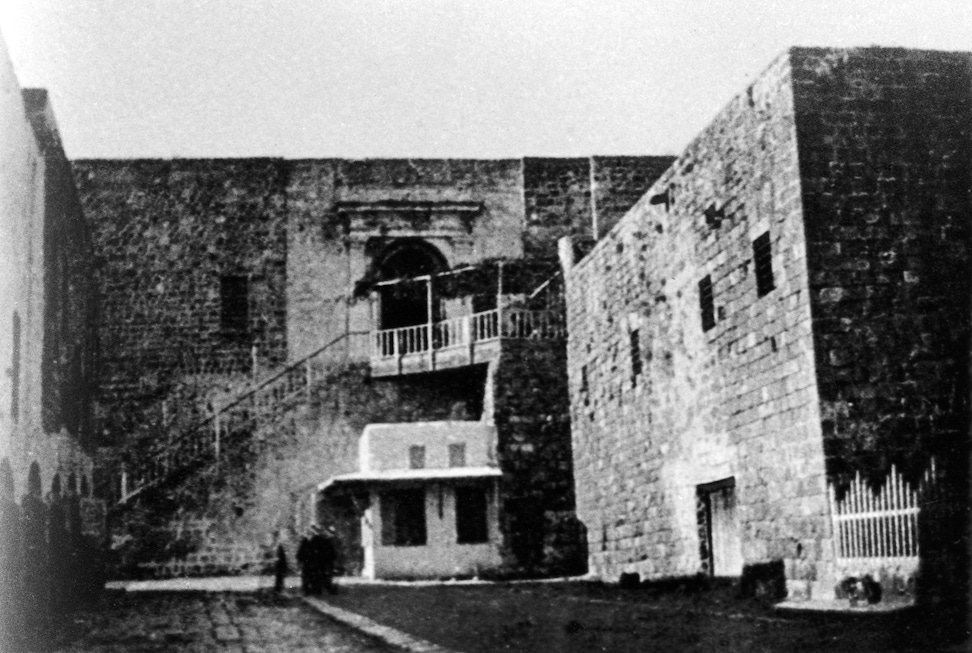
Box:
[116,332,367,508]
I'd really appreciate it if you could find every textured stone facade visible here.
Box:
[791,48,971,485]
[565,47,970,599]
[73,159,290,448]
[76,155,668,576]
[567,51,830,589]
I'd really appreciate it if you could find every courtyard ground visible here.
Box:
[36,577,970,653]
[319,578,968,653]
[41,590,394,653]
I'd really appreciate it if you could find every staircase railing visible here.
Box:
[117,332,367,506]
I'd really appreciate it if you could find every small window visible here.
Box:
[220,275,249,335]
[448,443,466,468]
[10,312,20,421]
[380,488,427,546]
[699,276,715,332]
[409,445,426,470]
[629,329,642,382]
[455,487,489,544]
[580,364,589,393]
[753,232,775,297]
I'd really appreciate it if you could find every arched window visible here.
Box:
[375,240,447,329]
[27,462,42,497]
[80,474,90,498]
[51,473,62,499]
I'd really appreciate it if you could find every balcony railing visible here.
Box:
[371,307,565,360]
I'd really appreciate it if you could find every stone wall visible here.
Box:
[792,46,971,606]
[489,341,581,573]
[791,47,972,487]
[566,51,832,593]
[73,159,291,446]
[522,158,593,259]
[23,91,98,443]
[116,363,488,578]
[0,34,103,649]
[591,156,676,239]
[76,154,670,578]
[285,158,526,363]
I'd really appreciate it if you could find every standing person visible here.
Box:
[306,525,328,596]
[319,526,338,595]
[296,530,316,595]
[273,540,289,593]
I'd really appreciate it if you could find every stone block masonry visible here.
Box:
[565,46,971,602]
[791,48,972,488]
[72,154,670,578]
[74,159,290,447]
[522,157,674,259]
[791,47,972,605]
[566,50,832,588]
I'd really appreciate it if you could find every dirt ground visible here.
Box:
[322,580,969,653]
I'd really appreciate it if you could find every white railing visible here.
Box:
[502,308,567,340]
[433,315,467,350]
[471,309,499,341]
[373,323,430,358]
[828,461,937,565]
[370,308,565,359]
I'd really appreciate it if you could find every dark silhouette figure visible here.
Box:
[296,529,320,595]
[318,527,337,595]
[274,544,288,592]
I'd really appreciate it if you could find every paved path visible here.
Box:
[50,591,396,653]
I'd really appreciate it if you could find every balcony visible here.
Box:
[370,307,565,377]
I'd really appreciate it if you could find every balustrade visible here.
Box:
[371,308,565,360]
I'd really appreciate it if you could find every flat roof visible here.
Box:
[318,466,502,492]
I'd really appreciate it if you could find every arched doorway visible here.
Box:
[374,240,447,330]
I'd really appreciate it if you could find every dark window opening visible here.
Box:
[409,445,426,470]
[10,311,20,421]
[220,276,249,336]
[704,203,724,229]
[699,276,715,332]
[380,488,427,546]
[629,329,642,383]
[455,486,489,544]
[376,240,447,330]
[753,232,775,297]
[580,365,588,394]
[448,443,466,468]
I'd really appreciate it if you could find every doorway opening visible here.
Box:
[696,477,743,577]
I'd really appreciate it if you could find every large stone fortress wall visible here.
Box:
[566,51,830,586]
[792,48,972,484]
[565,46,971,595]
[73,159,290,446]
[75,157,671,448]
[74,155,670,576]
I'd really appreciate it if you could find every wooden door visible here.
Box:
[708,484,743,576]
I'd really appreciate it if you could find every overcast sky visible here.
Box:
[1,0,970,160]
